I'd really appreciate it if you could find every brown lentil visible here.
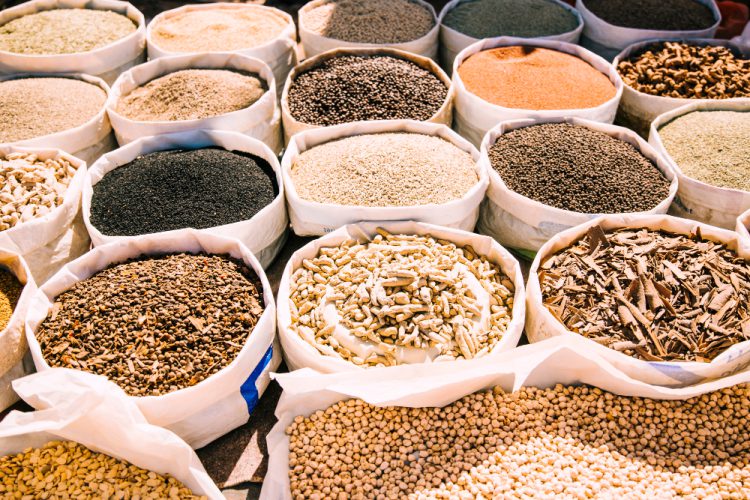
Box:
[0,269,22,332]
[0,77,106,143]
[288,384,750,498]
[458,46,616,110]
[582,0,716,30]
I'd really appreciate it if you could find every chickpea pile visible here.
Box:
[287,384,750,499]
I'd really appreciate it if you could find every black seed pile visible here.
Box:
[582,0,715,30]
[286,55,448,126]
[488,123,671,214]
[91,148,277,236]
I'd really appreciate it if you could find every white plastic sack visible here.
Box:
[477,117,678,253]
[737,209,750,248]
[0,251,36,411]
[0,0,147,85]
[613,39,748,138]
[260,334,750,499]
[282,120,488,236]
[83,129,288,270]
[277,221,526,373]
[107,52,282,154]
[0,369,222,499]
[438,0,583,73]
[526,213,750,387]
[147,2,297,96]
[648,100,750,230]
[281,47,454,145]
[452,37,623,147]
[1,73,116,164]
[297,0,439,60]
[24,229,281,448]
[577,0,721,61]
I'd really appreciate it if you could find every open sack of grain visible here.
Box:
[0,368,222,498]
[281,120,487,236]
[527,213,750,387]
[277,221,525,373]
[261,335,750,499]
[23,230,280,448]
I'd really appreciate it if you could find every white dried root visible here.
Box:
[288,229,515,367]
[0,440,205,499]
[0,152,77,231]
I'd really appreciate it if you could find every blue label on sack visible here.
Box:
[240,345,274,415]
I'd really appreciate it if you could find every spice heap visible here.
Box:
[91,148,276,236]
[287,55,447,126]
[539,225,750,362]
[36,253,264,396]
[287,384,750,498]
[0,441,204,498]
[488,123,670,213]
[659,111,750,191]
[116,69,265,122]
[150,7,289,53]
[617,43,750,99]
[458,46,616,110]
[289,229,515,367]
[0,9,136,55]
[0,152,78,231]
[302,0,434,43]
[0,77,106,143]
[0,269,22,331]
[291,133,478,207]
[582,0,716,30]
[443,0,578,39]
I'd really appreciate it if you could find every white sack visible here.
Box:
[260,334,750,499]
[83,129,288,270]
[277,221,525,373]
[613,39,748,138]
[24,229,281,448]
[0,252,36,411]
[0,369,223,499]
[477,117,678,253]
[1,73,116,164]
[147,3,297,96]
[649,99,750,229]
[577,0,721,61]
[526,213,750,387]
[282,120,488,236]
[452,37,623,147]
[737,209,750,250]
[281,47,454,145]
[297,0,439,60]
[0,0,147,85]
[438,0,583,73]
[107,53,282,153]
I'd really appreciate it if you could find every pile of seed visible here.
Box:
[0,9,136,55]
[659,111,750,191]
[582,0,716,30]
[488,123,670,213]
[116,69,265,122]
[0,441,203,498]
[618,43,750,99]
[287,55,447,126]
[291,133,478,207]
[0,269,22,331]
[289,229,515,367]
[443,0,579,39]
[539,225,750,362]
[0,152,78,231]
[302,0,434,43]
[150,7,289,53]
[458,46,616,110]
[36,253,265,396]
[91,148,276,237]
[288,384,750,498]
[0,77,106,143]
